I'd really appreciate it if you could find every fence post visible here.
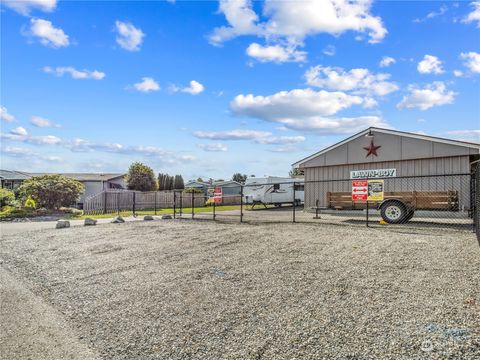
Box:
[133,192,136,217]
[154,191,157,215]
[117,192,120,215]
[366,200,369,227]
[293,182,296,223]
[191,191,195,219]
[213,195,216,221]
[180,191,183,216]
[173,191,176,219]
[240,185,243,223]
[103,191,107,214]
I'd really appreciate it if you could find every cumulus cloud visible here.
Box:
[0,107,15,122]
[43,66,106,80]
[209,0,386,62]
[10,127,28,136]
[1,146,63,162]
[379,56,395,67]
[1,132,62,145]
[28,18,69,48]
[413,4,447,23]
[304,66,398,96]
[2,0,57,16]
[30,116,61,128]
[322,45,336,57]
[170,80,205,95]
[463,1,480,27]
[115,20,145,51]
[460,51,480,73]
[197,143,228,152]
[417,55,444,74]
[246,43,306,63]
[453,70,464,77]
[445,129,480,143]
[397,82,457,111]
[132,77,160,92]
[231,88,364,121]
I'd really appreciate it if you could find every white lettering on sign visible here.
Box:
[350,168,396,179]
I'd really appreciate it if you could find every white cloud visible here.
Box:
[460,51,480,73]
[413,4,448,23]
[209,0,387,62]
[10,127,28,136]
[2,0,57,16]
[28,18,69,48]
[115,20,145,51]
[1,132,62,145]
[0,107,15,122]
[170,80,205,95]
[446,129,480,142]
[246,43,306,63]
[322,45,336,57]
[397,82,457,111]
[182,80,205,95]
[43,66,106,80]
[273,115,388,134]
[304,66,398,96]
[453,70,464,77]
[379,56,395,67]
[30,116,60,128]
[132,77,160,92]
[231,88,364,121]
[197,143,228,152]
[463,1,480,27]
[193,129,305,145]
[1,146,63,162]
[417,55,444,74]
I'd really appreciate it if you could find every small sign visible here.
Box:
[352,180,368,201]
[350,168,396,179]
[213,187,222,203]
[367,180,384,201]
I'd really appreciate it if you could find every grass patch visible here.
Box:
[70,205,251,219]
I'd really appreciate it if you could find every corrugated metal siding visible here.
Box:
[304,156,471,209]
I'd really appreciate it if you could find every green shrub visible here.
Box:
[0,206,34,219]
[59,207,83,216]
[0,188,15,207]
[24,196,36,209]
[17,174,84,210]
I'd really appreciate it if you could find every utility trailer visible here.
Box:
[326,190,459,223]
[243,177,304,208]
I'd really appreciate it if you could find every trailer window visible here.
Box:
[273,183,280,190]
[294,184,304,191]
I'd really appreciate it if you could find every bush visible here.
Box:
[24,196,36,209]
[17,174,84,210]
[126,162,157,191]
[0,206,35,220]
[0,188,15,207]
[183,188,204,194]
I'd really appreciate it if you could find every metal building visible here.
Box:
[292,127,480,212]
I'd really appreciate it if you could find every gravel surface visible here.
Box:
[1,219,479,359]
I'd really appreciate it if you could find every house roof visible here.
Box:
[0,170,31,181]
[292,127,480,168]
[185,181,211,187]
[0,170,125,182]
[212,180,242,187]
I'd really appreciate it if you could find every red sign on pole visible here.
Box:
[352,180,368,201]
[213,187,222,203]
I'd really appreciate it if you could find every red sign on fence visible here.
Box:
[213,187,222,203]
[352,180,368,201]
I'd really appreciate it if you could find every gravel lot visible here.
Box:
[1,219,479,359]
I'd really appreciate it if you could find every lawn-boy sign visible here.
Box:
[350,168,396,179]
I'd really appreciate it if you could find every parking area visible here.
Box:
[1,219,479,359]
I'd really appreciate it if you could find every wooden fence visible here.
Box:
[83,190,207,215]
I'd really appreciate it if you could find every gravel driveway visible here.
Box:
[1,219,479,359]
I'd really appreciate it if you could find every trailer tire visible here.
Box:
[381,200,408,224]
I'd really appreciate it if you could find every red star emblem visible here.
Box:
[363,140,381,157]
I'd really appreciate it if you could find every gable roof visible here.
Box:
[212,180,242,187]
[0,170,125,182]
[292,127,480,168]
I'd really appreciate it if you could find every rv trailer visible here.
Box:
[243,177,304,207]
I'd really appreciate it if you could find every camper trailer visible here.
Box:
[243,177,304,207]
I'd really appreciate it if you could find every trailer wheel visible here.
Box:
[381,200,408,224]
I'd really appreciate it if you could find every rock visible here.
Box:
[111,216,125,224]
[84,218,97,226]
[161,215,172,220]
[56,220,70,229]
[144,215,154,221]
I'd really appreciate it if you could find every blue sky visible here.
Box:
[1,0,479,180]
